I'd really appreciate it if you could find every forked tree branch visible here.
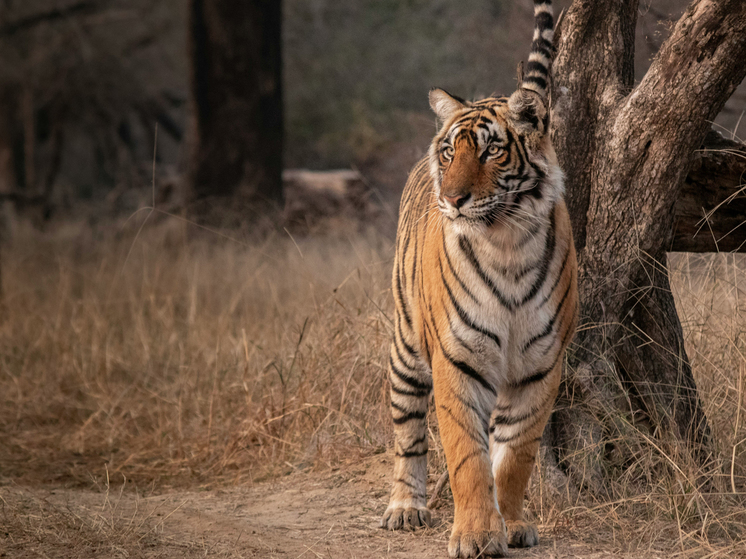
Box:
[615,0,746,153]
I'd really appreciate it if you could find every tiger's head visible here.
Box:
[428,86,562,233]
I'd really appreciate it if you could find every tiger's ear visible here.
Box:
[508,87,549,136]
[429,88,467,123]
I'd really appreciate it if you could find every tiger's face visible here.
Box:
[428,88,560,233]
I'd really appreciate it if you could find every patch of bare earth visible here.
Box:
[3,453,670,559]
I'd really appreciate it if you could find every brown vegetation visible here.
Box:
[1,215,745,556]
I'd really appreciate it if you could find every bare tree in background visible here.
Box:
[546,0,746,493]
[188,0,283,222]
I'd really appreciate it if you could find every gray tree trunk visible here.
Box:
[547,0,746,493]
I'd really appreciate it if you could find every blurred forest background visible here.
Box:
[0,0,744,224]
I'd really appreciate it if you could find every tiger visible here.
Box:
[379,1,577,557]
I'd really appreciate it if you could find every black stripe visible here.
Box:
[515,221,543,249]
[396,329,419,360]
[399,227,411,294]
[391,401,410,414]
[536,37,554,53]
[494,259,539,282]
[539,281,574,357]
[458,236,514,310]
[439,405,488,451]
[530,44,553,62]
[454,392,490,433]
[506,129,525,177]
[396,316,419,358]
[390,356,432,392]
[430,310,497,395]
[492,412,546,444]
[405,434,427,450]
[442,272,501,348]
[422,318,434,363]
[393,336,417,370]
[395,478,418,490]
[396,449,428,458]
[524,75,547,91]
[452,450,482,478]
[393,410,427,425]
[442,233,479,303]
[445,352,496,395]
[395,265,413,328]
[494,401,511,412]
[519,204,557,305]
[453,392,485,419]
[526,60,548,76]
[522,278,572,353]
[534,11,553,30]
[445,309,477,354]
[491,407,537,427]
[538,247,570,308]
[509,341,564,390]
[510,367,550,389]
[391,383,429,398]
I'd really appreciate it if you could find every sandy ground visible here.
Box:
[1,454,667,558]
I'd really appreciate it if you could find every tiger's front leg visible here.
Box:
[432,351,508,558]
[381,339,433,530]
[490,362,563,548]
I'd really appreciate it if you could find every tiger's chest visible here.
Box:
[419,224,562,387]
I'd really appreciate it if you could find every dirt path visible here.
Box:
[2,454,649,558]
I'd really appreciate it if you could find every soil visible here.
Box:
[1,453,654,558]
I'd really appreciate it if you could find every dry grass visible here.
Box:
[0,215,395,488]
[522,251,746,557]
[1,214,746,556]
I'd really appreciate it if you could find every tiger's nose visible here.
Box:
[444,193,471,209]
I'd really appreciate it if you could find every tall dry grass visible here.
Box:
[1,213,746,556]
[0,216,396,488]
[521,251,746,557]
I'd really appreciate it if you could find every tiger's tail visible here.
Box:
[522,0,554,98]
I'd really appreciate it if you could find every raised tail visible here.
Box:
[522,0,554,98]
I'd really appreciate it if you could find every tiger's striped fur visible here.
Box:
[381,2,577,557]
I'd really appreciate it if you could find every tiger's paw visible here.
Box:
[380,505,432,531]
[448,510,508,558]
[506,519,539,548]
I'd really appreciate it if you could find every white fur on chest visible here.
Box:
[442,223,562,387]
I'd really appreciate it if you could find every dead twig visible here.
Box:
[427,470,450,509]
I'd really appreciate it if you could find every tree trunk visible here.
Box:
[547,0,746,494]
[188,0,283,223]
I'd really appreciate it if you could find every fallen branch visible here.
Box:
[427,470,450,509]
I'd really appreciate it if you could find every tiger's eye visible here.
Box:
[487,144,502,156]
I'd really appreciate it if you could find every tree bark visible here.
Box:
[548,0,746,493]
[188,0,283,222]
